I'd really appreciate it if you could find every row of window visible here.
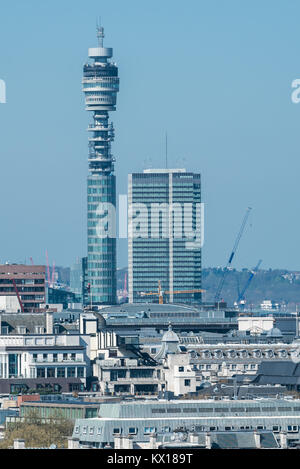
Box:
[75,424,300,436]
[147,406,300,414]
[83,82,119,89]
[88,179,114,186]
[36,366,85,378]
[32,353,81,362]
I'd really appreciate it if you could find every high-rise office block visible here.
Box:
[128,169,202,304]
[82,27,119,305]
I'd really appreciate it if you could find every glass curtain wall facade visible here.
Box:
[70,257,88,305]
[82,27,119,305]
[128,169,202,304]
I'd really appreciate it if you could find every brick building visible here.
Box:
[0,265,46,312]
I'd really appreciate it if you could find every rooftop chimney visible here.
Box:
[205,432,211,449]
[279,431,287,449]
[253,430,261,449]
[46,311,53,334]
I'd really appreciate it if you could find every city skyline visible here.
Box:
[1,0,300,271]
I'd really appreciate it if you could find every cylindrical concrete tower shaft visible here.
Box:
[82,27,119,305]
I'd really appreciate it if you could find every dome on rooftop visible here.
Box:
[155,324,181,360]
[162,323,180,343]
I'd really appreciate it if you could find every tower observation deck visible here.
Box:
[83,27,120,305]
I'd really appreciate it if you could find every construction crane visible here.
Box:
[139,281,205,304]
[51,260,56,287]
[237,259,262,304]
[45,250,51,288]
[215,207,252,303]
[11,279,24,313]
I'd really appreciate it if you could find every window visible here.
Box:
[167,408,182,413]
[89,427,94,435]
[8,354,18,378]
[128,428,137,435]
[47,367,55,378]
[82,427,87,434]
[10,384,28,393]
[97,428,102,435]
[77,367,84,378]
[178,366,184,372]
[113,428,121,435]
[57,367,65,378]
[130,369,153,379]
[53,354,58,362]
[67,367,76,378]
[288,425,298,433]
[75,426,80,434]
[37,367,45,378]
[144,427,156,434]
[184,379,191,387]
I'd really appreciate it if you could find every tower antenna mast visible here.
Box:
[165,132,168,169]
[96,18,104,48]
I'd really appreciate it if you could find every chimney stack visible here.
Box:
[253,430,261,449]
[279,431,287,449]
[205,432,211,449]
[149,433,158,449]
[46,311,53,334]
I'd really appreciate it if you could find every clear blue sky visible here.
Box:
[0,0,300,271]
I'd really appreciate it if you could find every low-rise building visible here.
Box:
[72,398,300,448]
[0,333,90,393]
